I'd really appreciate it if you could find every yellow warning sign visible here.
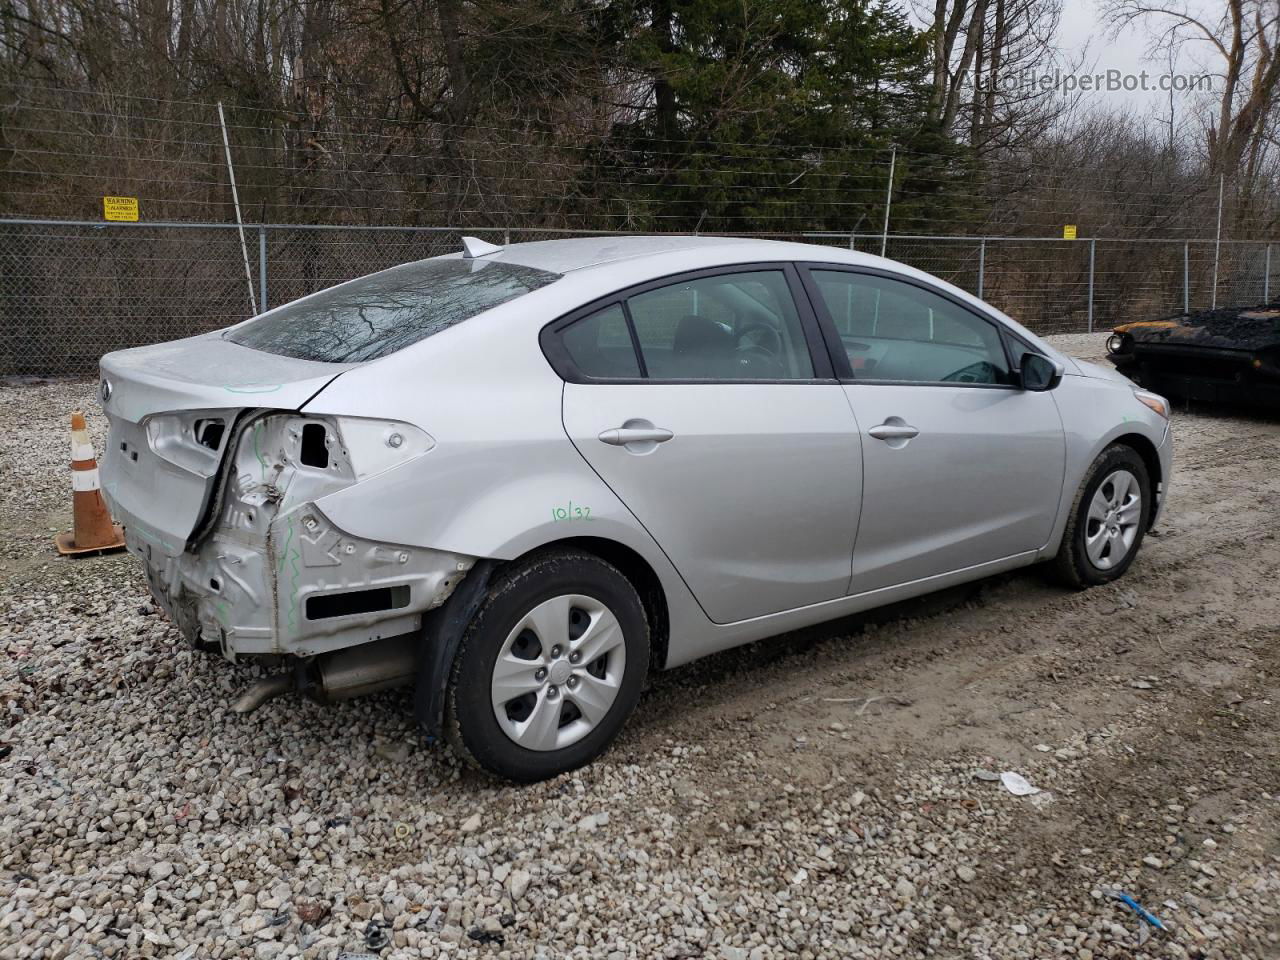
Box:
[1063,224,1077,240]
[103,196,139,222]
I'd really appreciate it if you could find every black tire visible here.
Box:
[1048,443,1152,588]
[443,549,649,782]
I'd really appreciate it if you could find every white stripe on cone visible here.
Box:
[71,428,94,462]
[72,468,101,492]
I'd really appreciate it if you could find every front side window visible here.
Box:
[226,258,560,363]
[810,270,1010,385]
[625,270,814,380]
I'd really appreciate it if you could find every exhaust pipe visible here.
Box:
[231,634,419,713]
[312,633,419,701]
[231,673,292,713]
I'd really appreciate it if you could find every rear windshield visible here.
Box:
[225,258,560,362]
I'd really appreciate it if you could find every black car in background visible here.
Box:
[1107,303,1280,406]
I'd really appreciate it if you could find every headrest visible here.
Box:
[673,314,734,355]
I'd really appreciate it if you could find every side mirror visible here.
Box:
[1019,352,1063,391]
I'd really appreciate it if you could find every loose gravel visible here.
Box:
[1,334,1278,959]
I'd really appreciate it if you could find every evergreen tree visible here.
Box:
[581,0,972,233]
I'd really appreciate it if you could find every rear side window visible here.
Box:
[550,269,816,382]
[561,304,641,378]
[627,271,814,380]
[226,258,560,363]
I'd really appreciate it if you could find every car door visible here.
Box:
[800,265,1066,594]
[546,265,863,624]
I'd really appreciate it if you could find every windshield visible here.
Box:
[225,258,560,363]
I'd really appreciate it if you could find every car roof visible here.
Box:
[440,235,1067,366]
[460,234,874,275]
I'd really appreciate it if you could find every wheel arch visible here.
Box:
[1111,431,1163,528]
[506,536,671,677]
[414,536,674,742]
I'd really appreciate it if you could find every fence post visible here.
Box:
[1087,238,1095,333]
[977,239,985,299]
[1266,244,1272,302]
[1183,242,1190,313]
[218,101,258,315]
[1211,173,1224,309]
[258,226,268,313]
[880,147,896,258]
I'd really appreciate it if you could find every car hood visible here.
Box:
[1068,358,1132,384]
[99,332,356,424]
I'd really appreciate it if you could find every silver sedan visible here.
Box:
[98,236,1172,781]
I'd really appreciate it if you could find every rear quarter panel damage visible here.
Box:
[143,411,475,658]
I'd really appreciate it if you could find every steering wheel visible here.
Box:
[726,322,786,377]
[733,346,786,378]
[737,322,783,357]
[941,361,997,384]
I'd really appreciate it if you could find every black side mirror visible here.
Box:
[1019,352,1063,391]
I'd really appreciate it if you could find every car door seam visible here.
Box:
[555,380,720,625]
[1043,392,1072,556]
[836,385,867,596]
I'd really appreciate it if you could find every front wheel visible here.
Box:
[1049,443,1152,588]
[443,550,649,782]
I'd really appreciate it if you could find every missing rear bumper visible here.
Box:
[132,411,475,659]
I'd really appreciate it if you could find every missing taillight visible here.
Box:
[194,418,225,450]
[305,585,410,620]
[300,423,329,468]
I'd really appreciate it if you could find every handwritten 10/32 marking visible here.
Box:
[552,501,593,522]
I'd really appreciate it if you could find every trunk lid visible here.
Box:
[98,333,355,557]
[100,332,353,422]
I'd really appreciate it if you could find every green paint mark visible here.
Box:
[130,517,180,553]
[214,601,230,627]
[252,421,269,481]
[275,514,301,633]
[551,501,593,522]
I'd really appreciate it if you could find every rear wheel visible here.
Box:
[1049,444,1151,588]
[444,550,649,782]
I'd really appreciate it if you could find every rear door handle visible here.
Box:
[598,426,674,446]
[868,422,919,441]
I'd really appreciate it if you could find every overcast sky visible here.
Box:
[1054,1,1219,119]
[903,0,1220,121]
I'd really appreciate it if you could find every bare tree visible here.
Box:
[927,0,991,133]
[920,0,1070,153]
[1104,0,1280,180]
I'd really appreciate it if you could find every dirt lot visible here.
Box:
[1,333,1278,960]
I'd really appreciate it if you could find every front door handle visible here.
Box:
[598,425,674,446]
[868,421,919,441]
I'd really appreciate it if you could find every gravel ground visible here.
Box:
[2,333,1279,960]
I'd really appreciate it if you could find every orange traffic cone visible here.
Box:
[55,410,126,556]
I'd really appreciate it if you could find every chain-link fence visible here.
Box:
[3,218,1276,376]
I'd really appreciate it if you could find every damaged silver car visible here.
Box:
[99,235,1173,781]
